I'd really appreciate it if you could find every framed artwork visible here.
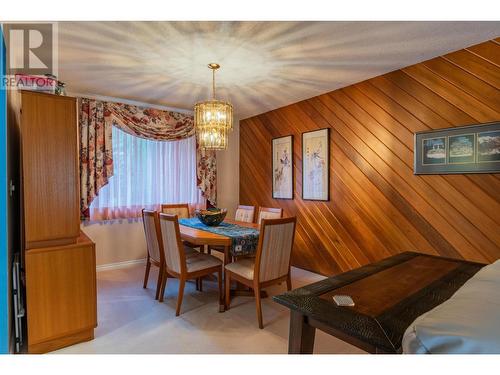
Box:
[272,135,294,199]
[414,122,500,174]
[302,128,330,201]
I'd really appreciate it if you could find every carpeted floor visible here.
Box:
[54,263,365,354]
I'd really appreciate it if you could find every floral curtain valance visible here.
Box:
[79,97,217,220]
[105,102,195,141]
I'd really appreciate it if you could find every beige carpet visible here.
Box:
[54,263,365,354]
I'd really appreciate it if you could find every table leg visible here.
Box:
[223,245,230,267]
[288,311,316,354]
[222,245,229,310]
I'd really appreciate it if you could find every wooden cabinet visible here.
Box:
[25,232,96,353]
[14,90,97,353]
[20,91,79,249]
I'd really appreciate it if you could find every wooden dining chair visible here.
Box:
[142,209,199,299]
[161,203,190,218]
[235,205,256,223]
[158,213,224,316]
[142,209,165,300]
[224,217,297,328]
[256,206,283,224]
[161,202,203,254]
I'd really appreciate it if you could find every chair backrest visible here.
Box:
[235,205,255,223]
[142,209,163,264]
[255,217,296,283]
[257,207,283,224]
[161,203,190,219]
[158,213,186,275]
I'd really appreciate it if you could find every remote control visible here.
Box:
[332,295,355,306]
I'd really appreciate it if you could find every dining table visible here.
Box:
[178,218,265,308]
[179,218,258,264]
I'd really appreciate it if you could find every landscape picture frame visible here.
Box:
[414,121,500,174]
[302,128,330,201]
[272,135,294,199]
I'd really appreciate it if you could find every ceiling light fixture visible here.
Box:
[194,63,233,150]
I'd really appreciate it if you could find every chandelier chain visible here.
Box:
[212,68,216,99]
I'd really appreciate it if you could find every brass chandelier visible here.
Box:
[194,63,233,150]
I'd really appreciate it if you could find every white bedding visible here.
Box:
[402,260,500,354]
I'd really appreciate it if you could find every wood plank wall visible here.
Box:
[239,39,500,276]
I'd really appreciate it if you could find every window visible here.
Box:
[89,126,203,220]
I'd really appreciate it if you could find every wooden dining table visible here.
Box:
[179,218,258,266]
[179,218,263,308]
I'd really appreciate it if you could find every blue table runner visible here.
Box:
[179,218,259,256]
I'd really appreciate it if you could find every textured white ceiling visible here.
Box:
[59,21,500,119]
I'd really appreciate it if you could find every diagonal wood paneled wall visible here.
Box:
[240,38,500,276]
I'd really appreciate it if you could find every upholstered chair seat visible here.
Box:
[224,258,255,280]
[185,253,223,273]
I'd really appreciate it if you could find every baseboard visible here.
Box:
[96,258,146,271]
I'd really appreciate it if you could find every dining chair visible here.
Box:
[142,209,200,299]
[224,216,297,328]
[235,205,256,223]
[256,206,283,224]
[162,202,203,256]
[161,203,190,218]
[142,209,165,300]
[158,213,224,316]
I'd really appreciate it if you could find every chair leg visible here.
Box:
[199,276,203,292]
[176,278,186,316]
[225,272,231,309]
[143,257,151,289]
[159,268,167,303]
[286,274,292,291]
[254,284,263,329]
[217,269,223,312]
[155,264,164,300]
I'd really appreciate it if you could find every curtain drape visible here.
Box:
[78,98,217,220]
[79,98,113,219]
[89,127,204,221]
[196,141,217,206]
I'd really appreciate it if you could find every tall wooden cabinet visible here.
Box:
[21,91,80,249]
[16,90,97,353]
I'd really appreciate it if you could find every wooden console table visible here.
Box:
[273,252,485,354]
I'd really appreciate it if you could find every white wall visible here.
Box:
[83,120,241,267]
[82,220,146,267]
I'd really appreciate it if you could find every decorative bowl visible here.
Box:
[195,208,227,226]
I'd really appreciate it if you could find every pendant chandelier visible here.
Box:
[194,63,233,150]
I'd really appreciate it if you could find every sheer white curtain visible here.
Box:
[89,126,204,220]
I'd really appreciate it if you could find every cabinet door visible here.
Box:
[21,91,79,248]
[25,239,97,350]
